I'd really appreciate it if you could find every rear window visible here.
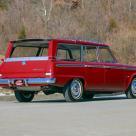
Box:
[11,42,48,58]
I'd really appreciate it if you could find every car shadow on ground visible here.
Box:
[92,96,127,101]
[32,99,66,103]
[31,95,128,103]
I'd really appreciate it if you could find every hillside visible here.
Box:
[0,0,136,64]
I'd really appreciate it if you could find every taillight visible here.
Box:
[45,72,52,76]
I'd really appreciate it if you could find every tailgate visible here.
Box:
[1,57,51,78]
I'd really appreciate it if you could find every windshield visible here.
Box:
[11,42,48,58]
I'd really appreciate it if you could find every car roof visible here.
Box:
[12,38,110,47]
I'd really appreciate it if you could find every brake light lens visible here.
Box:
[45,72,52,76]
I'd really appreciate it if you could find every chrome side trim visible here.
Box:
[104,66,136,70]
[56,64,84,67]
[104,66,125,69]
[0,78,56,86]
[56,64,104,68]
[84,65,103,68]
[5,57,48,62]
[56,63,136,71]
[125,67,136,71]
[84,64,136,70]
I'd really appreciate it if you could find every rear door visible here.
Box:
[54,43,85,86]
[83,46,105,91]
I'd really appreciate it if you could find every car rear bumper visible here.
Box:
[0,78,56,86]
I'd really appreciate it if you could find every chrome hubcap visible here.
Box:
[70,80,82,99]
[131,79,136,96]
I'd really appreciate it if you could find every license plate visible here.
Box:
[14,80,25,86]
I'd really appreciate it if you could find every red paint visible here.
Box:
[5,41,13,58]
[0,39,136,93]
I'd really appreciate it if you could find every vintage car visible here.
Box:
[0,38,136,102]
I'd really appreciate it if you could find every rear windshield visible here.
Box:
[11,42,48,58]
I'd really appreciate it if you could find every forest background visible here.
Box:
[0,0,136,64]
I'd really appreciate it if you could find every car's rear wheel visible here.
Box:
[126,78,136,99]
[14,90,35,102]
[63,79,83,102]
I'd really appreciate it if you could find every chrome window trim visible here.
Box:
[4,56,48,62]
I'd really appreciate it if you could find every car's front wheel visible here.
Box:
[14,90,35,102]
[126,78,136,99]
[63,79,83,102]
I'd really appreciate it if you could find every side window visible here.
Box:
[99,47,115,63]
[57,44,81,61]
[71,48,81,61]
[57,49,70,60]
[84,46,98,62]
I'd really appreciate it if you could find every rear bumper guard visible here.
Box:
[0,78,56,86]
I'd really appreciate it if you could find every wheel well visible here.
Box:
[126,75,136,91]
[132,75,136,79]
[130,75,136,85]
[78,78,85,85]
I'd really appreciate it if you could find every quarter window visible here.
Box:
[57,44,81,61]
[57,49,70,60]
[99,47,115,63]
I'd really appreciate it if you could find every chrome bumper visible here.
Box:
[0,78,56,86]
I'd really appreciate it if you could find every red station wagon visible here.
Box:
[0,38,136,102]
